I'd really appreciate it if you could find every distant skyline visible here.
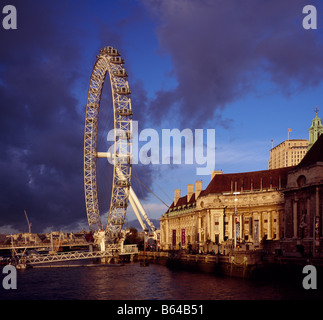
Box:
[1,0,323,233]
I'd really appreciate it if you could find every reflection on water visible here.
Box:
[0,262,321,300]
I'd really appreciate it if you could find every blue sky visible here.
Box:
[1,0,323,233]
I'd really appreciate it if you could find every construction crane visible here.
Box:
[24,210,32,233]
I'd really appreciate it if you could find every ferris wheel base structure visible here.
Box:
[84,46,156,245]
[97,151,156,234]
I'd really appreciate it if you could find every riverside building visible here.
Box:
[160,167,290,253]
[282,134,323,256]
[160,113,323,257]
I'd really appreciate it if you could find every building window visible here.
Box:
[224,217,229,235]
[297,175,306,187]
[214,217,219,233]
[244,218,250,234]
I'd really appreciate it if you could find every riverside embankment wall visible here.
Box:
[136,250,323,282]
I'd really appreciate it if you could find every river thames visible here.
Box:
[0,262,322,300]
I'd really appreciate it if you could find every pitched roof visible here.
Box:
[165,135,323,214]
[201,166,292,196]
[296,134,323,169]
[166,166,293,212]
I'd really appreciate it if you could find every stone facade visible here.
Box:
[160,134,323,256]
[281,134,323,256]
[268,139,308,169]
[160,167,290,252]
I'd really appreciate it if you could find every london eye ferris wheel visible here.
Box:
[84,46,155,244]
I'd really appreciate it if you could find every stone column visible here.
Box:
[210,211,215,243]
[307,198,311,238]
[240,214,244,241]
[275,211,280,240]
[160,221,165,245]
[165,219,169,248]
[230,213,234,240]
[283,202,288,238]
[267,211,272,240]
[219,211,224,243]
[259,212,263,243]
[208,210,211,240]
[239,214,243,241]
[316,187,320,241]
[293,199,298,238]
[249,215,253,242]
[198,215,201,248]
[178,217,181,248]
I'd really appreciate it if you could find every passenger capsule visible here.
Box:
[111,218,123,225]
[116,180,130,187]
[116,87,131,95]
[113,69,128,77]
[116,108,133,116]
[114,202,127,209]
[110,56,124,64]
[100,46,120,56]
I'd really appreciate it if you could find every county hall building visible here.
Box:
[160,112,323,257]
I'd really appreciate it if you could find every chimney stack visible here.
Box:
[174,189,181,205]
[187,184,194,202]
[211,170,223,180]
[195,180,203,199]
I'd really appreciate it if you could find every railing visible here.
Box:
[7,242,139,266]
[167,206,196,217]
[121,244,138,254]
[26,250,109,265]
[16,244,139,265]
[105,243,122,252]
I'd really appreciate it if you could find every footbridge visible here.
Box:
[17,244,139,266]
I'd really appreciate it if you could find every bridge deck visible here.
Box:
[26,250,109,265]
[12,244,139,265]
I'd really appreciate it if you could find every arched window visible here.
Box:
[297,175,306,187]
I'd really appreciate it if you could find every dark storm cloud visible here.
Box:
[0,1,156,232]
[143,0,323,127]
[0,1,86,232]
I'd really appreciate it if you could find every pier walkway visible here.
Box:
[11,244,139,265]
[26,250,109,265]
